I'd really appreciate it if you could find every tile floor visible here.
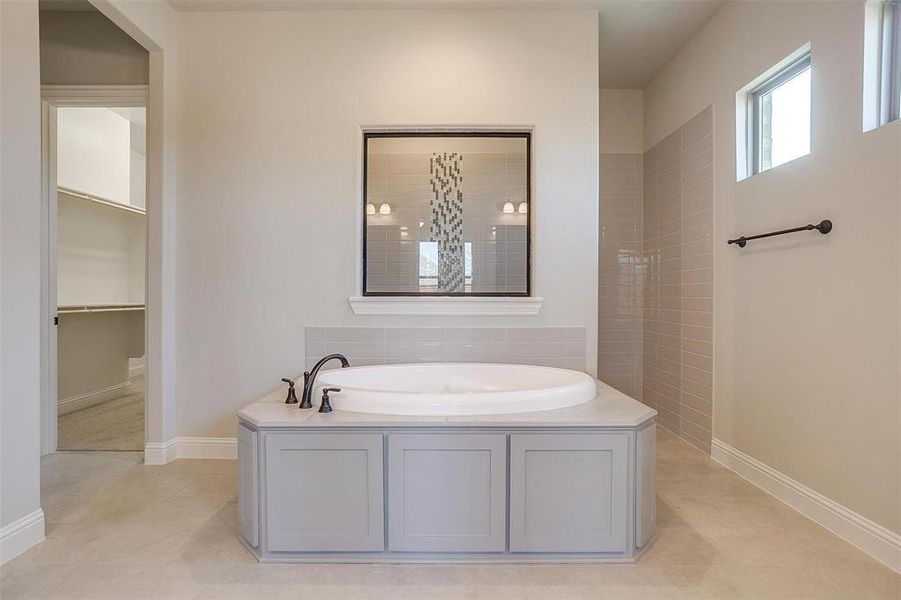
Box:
[1,428,897,599]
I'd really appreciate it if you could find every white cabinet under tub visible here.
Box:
[237,398,656,562]
[387,433,507,553]
[509,433,629,553]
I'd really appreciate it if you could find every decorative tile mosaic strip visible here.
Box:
[429,152,465,292]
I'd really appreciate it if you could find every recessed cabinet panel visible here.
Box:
[510,433,629,553]
[388,433,506,552]
[237,424,258,548]
[265,433,384,552]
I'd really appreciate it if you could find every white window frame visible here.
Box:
[881,0,901,123]
[864,0,901,130]
[748,53,812,176]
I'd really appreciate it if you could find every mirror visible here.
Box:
[363,132,530,296]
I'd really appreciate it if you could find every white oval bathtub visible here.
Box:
[314,363,597,416]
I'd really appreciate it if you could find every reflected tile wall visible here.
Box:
[642,106,713,453]
[367,151,528,294]
[598,153,643,400]
[304,327,586,372]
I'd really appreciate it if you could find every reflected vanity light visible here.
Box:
[518,202,528,214]
[366,203,376,215]
[502,201,515,214]
[379,203,391,215]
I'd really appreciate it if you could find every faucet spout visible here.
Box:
[300,353,350,408]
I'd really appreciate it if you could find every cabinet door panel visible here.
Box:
[265,433,384,552]
[388,433,506,552]
[510,433,628,553]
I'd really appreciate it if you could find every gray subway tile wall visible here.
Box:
[598,153,644,400]
[304,327,586,371]
[642,105,714,453]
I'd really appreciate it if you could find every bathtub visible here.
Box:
[314,363,597,416]
[238,366,657,561]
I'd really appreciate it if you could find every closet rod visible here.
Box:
[57,304,145,315]
[58,186,146,215]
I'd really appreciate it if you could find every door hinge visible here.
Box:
[53,316,58,326]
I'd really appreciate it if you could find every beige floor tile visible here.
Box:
[661,493,815,535]
[633,527,722,567]
[41,450,143,473]
[2,433,896,600]
[175,524,258,565]
[657,471,768,499]
[655,496,689,527]
[706,526,889,569]
[365,564,524,599]
[183,563,298,599]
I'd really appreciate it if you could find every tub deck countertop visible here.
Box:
[237,380,656,429]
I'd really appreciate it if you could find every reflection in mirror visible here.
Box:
[364,133,530,296]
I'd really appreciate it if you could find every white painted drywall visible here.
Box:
[56,191,146,405]
[600,89,643,154]
[57,312,135,408]
[175,9,599,437]
[644,1,900,533]
[57,192,145,305]
[89,0,181,450]
[0,0,44,557]
[39,9,149,85]
[57,108,132,205]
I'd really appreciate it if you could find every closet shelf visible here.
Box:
[58,303,145,315]
[58,187,146,215]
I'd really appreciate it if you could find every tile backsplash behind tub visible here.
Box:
[304,327,586,372]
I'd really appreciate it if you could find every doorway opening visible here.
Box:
[43,102,147,452]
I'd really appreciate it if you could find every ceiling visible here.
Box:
[597,1,723,87]
[43,0,724,89]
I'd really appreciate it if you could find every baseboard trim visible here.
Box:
[143,439,177,465]
[176,437,237,459]
[144,436,237,464]
[58,381,132,415]
[129,364,146,378]
[0,509,45,565]
[711,438,901,573]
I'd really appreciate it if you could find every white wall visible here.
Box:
[56,193,146,404]
[39,9,148,86]
[0,0,44,561]
[600,89,643,154]
[57,193,145,305]
[57,108,132,205]
[88,0,181,452]
[644,1,900,533]
[176,10,599,437]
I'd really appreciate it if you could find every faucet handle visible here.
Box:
[281,377,298,404]
[319,388,341,414]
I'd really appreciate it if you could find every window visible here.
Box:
[750,53,812,175]
[879,1,901,124]
[864,0,901,130]
[363,132,530,297]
